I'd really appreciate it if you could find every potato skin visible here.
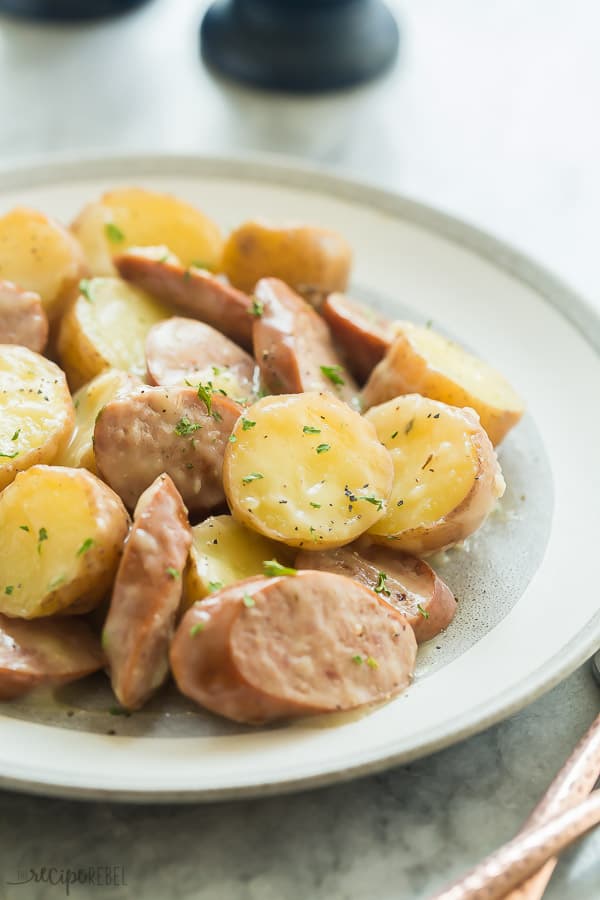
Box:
[0,345,75,491]
[0,207,85,321]
[222,221,352,301]
[365,397,505,555]
[71,188,224,276]
[0,465,130,619]
[362,322,524,445]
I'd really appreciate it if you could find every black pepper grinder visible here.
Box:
[0,0,150,19]
[200,0,400,92]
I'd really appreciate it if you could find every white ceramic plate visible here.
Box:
[0,154,599,803]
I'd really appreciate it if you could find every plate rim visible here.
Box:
[0,151,599,803]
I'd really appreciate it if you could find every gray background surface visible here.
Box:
[0,1,599,897]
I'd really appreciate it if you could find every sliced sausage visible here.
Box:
[146,317,257,402]
[102,473,192,710]
[0,614,104,700]
[322,292,395,382]
[94,386,241,514]
[295,546,456,643]
[0,280,48,353]
[170,570,417,724]
[115,251,253,349]
[252,278,359,403]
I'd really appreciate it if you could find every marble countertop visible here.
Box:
[0,1,599,897]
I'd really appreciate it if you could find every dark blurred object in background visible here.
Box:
[0,0,150,19]
[201,0,399,92]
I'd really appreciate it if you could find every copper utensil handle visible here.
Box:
[430,790,600,900]
[503,711,600,900]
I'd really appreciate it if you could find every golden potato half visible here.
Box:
[57,276,170,389]
[362,322,525,445]
[222,220,352,301]
[0,207,85,321]
[224,391,393,549]
[365,394,505,555]
[183,515,294,608]
[56,369,141,473]
[0,465,129,619]
[71,188,223,276]
[0,345,74,491]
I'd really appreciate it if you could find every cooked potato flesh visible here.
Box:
[0,345,74,490]
[224,392,393,548]
[71,188,223,275]
[365,395,479,537]
[0,465,129,618]
[184,515,293,606]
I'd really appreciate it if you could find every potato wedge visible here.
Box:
[71,188,223,276]
[56,369,141,473]
[0,207,85,321]
[0,614,104,700]
[223,391,393,549]
[222,220,352,302]
[362,321,525,445]
[183,515,294,607]
[0,465,129,619]
[57,276,170,389]
[0,345,74,491]
[364,394,505,554]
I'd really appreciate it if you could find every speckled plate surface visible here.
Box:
[0,154,598,802]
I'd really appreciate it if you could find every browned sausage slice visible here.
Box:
[0,614,104,700]
[170,570,417,724]
[94,386,241,514]
[145,317,257,402]
[295,546,456,643]
[322,292,395,382]
[115,251,253,349]
[252,278,359,403]
[0,281,49,353]
[102,473,192,710]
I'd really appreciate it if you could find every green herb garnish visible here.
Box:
[0,450,18,459]
[417,604,430,619]
[4,586,13,595]
[76,537,94,557]
[11,429,20,442]
[79,278,94,302]
[19,525,29,532]
[320,364,345,387]
[250,298,264,317]
[310,502,321,509]
[263,560,297,577]
[109,705,131,717]
[105,223,125,244]
[360,495,384,511]
[315,443,330,454]
[166,567,180,579]
[404,418,415,435]
[242,473,263,484]
[303,425,321,435]
[242,419,256,431]
[366,656,379,669]
[208,581,223,593]
[175,416,202,437]
[190,622,205,637]
[374,571,391,596]
[242,593,256,608]
[228,434,237,443]
[352,655,363,665]
[37,527,48,553]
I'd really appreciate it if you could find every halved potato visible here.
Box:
[362,321,525,445]
[222,220,352,302]
[0,207,85,321]
[57,276,170,389]
[364,394,505,554]
[183,515,294,607]
[0,465,130,619]
[0,345,74,491]
[56,369,141,473]
[71,188,223,276]
[223,391,393,549]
